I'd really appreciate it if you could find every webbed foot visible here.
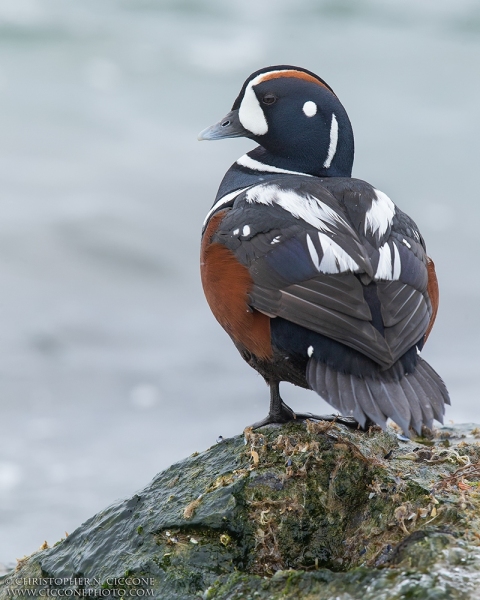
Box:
[250,380,376,431]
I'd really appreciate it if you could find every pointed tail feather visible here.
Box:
[306,356,450,436]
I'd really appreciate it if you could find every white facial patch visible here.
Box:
[303,101,317,117]
[364,189,395,239]
[238,68,325,136]
[307,346,314,357]
[238,74,269,136]
[242,225,251,236]
[323,113,338,169]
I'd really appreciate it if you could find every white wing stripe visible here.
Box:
[246,184,357,235]
[392,242,401,280]
[202,187,251,228]
[306,234,320,270]
[318,232,359,274]
[365,189,395,238]
[375,242,402,280]
[375,243,392,279]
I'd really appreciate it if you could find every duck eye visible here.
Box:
[262,94,277,105]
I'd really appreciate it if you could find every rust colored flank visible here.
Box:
[425,257,439,342]
[201,211,272,360]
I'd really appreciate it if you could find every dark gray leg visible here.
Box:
[249,381,296,429]
[249,381,368,430]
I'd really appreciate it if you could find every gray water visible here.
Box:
[0,0,479,565]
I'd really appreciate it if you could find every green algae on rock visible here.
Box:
[2,422,480,599]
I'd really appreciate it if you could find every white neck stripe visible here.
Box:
[237,154,312,177]
[202,187,251,229]
[323,113,338,169]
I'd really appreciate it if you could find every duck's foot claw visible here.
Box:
[250,411,375,431]
[301,414,377,431]
[251,381,377,432]
[249,401,296,429]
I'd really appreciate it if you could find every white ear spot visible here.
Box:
[302,101,317,117]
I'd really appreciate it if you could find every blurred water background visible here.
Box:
[0,0,479,565]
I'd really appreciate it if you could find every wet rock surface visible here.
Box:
[2,422,480,599]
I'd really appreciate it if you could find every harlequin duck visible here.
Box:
[198,65,449,435]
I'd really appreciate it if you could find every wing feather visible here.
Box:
[211,176,434,369]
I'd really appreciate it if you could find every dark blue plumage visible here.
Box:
[199,65,449,435]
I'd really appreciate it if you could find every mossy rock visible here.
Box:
[2,422,480,599]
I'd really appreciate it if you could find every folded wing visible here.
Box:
[210,176,433,369]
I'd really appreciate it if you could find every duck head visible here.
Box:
[198,65,354,178]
